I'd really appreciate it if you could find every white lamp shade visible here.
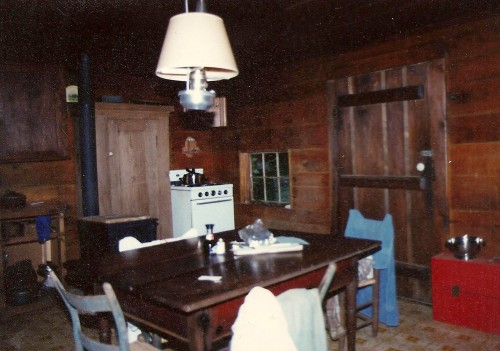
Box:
[156,12,238,81]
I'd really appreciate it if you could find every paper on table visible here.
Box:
[198,275,222,282]
[275,236,310,245]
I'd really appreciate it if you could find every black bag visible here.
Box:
[4,259,39,306]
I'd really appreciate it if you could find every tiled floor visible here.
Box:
[1,296,498,351]
[328,300,500,351]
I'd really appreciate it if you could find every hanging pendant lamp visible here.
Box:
[155,0,238,110]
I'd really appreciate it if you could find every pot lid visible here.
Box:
[1,190,26,199]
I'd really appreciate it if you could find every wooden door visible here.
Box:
[95,103,174,239]
[329,59,448,303]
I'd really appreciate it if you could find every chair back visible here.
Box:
[230,262,336,351]
[46,270,130,351]
[318,262,336,300]
[344,209,394,269]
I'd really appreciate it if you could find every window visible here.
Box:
[249,151,290,205]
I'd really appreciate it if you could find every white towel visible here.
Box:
[230,287,297,351]
[166,228,200,242]
[277,288,328,351]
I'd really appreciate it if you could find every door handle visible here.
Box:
[196,199,233,205]
[417,150,435,214]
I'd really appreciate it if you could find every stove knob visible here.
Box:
[205,191,209,197]
[224,190,228,195]
[218,190,222,195]
[198,192,203,198]
[211,190,216,196]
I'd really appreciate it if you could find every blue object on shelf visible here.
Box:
[36,215,51,243]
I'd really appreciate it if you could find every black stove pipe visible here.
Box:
[78,53,99,217]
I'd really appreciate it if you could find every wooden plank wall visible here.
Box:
[2,15,498,261]
[0,110,79,259]
[218,15,500,255]
[218,89,332,234]
[324,16,500,256]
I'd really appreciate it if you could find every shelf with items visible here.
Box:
[0,202,67,318]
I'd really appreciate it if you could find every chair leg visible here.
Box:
[338,292,346,351]
[372,269,380,337]
[338,335,346,351]
[151,333,162,349]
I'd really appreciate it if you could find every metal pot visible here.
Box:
[445,234,485,260]
[182,169,206,186]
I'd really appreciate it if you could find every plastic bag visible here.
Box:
[238,219,276,248]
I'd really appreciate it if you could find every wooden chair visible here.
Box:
[230,262,336,351]
[328,210,398,350]
[333,262,381,351]
[318,261,337,301]
[45,269,159,351]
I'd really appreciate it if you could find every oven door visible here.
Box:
[191,197,235,235]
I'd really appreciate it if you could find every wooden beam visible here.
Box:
[339,175,421,190]
[337,85,424,107]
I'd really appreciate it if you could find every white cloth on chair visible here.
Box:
[345,209,399,327]
[119,228,200,253]
[230,287,297,351]
[277,288,328,351]
[118,236,143,252]
[165,228,200,242]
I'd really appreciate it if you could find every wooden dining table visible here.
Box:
[97,229,381,351]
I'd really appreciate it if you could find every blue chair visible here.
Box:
[45,269,159,351]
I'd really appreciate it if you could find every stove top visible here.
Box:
[170,182,233,199]
[170,181,225,187]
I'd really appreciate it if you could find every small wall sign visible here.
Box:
[66,85,78,102]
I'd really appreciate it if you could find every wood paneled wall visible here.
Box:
[2,15,498,261]
[216,15,500,255]
[0,108,79,259]
[225,92,332,233]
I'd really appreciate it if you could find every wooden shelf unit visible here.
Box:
[0,202,67,318]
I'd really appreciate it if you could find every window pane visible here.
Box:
[265,178,278,202]
[280,177,290,203]
[264,153,277,176]
[252,178,264,200]
[251,154,263,177]
[251,154,263,176]
[279,152,289,176]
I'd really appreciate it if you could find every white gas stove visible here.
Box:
[169,169,235,237]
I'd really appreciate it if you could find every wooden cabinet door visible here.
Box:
[329,59,448,303]
[95,103,174,238]
[0,65,69,163]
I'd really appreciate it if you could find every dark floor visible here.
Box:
[1,294,499,351]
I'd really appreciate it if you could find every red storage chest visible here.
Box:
[431,253,500,334]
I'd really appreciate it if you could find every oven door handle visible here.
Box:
[195,199,233,205]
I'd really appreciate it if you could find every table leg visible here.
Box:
[345,262,358,351]
[187,310,212,351]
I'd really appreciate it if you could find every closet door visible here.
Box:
[0,64,68,163]
[95,103,174,238]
